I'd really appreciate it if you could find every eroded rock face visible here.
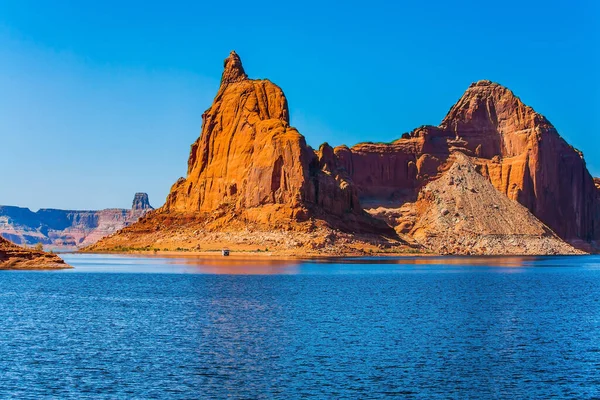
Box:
[132,192,153,212]
[443,81,598,242]
[339,81,600,245]
[0,237,69,269]
[164,51,364,225]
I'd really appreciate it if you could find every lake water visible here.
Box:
[1,254,600,398]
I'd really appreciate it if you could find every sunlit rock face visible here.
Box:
[163,51,362,226]
[386,153,581,255]
[338,80,600,244]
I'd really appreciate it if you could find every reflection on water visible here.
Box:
[313,255,534,266]
[55,253,600,274]
[59,254,305,274]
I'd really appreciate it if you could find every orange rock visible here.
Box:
[442,81,598,243]
[0,237,70,269]
[158,52,370,227]
[338,80,600,245]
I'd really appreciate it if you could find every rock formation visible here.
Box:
[164,51,364,227]
[0,193,153,249]
[337,81,600,246]
[0,237,70,269]
[88,52,598,255]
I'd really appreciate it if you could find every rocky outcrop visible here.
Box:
[0,237,70,269]
[89,52,596,255]
[442,81,598,243]
[0,193,153,249]
[373,153,581,255]
[336,81,600,247]
[87,52,403,254]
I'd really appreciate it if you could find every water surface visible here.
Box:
[1,254,599,398]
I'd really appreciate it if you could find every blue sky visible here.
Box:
[0,0,598,210]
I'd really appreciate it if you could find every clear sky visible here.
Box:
[0,0,598,210]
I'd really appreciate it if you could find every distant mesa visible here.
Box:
[87,52,599,255]
[0,193,154,250]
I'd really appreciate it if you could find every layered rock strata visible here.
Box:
[164,51,365,227]
[0,237,70,269]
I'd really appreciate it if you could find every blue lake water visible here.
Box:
[1,254,600,398]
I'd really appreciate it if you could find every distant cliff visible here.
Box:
[0,193,153,249]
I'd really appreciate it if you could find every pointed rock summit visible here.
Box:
[337,80,600,245]
[90,49,380,257]
[220,51,248,84]
[440,80,553,159]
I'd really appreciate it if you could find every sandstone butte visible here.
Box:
[0,237,70,270]
[88,51,600,256]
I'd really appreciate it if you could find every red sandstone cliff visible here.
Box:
[337,81,600,246]
[382,153,581,255]
[158,51,373,230]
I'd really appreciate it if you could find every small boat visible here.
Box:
[221,249,230,256]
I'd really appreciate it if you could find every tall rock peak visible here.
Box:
[439,79,552,154]
[155,51,363,227]
[221,51,248,84]
[132,193,153,211]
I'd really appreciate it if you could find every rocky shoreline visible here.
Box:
[0,237,71,270]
